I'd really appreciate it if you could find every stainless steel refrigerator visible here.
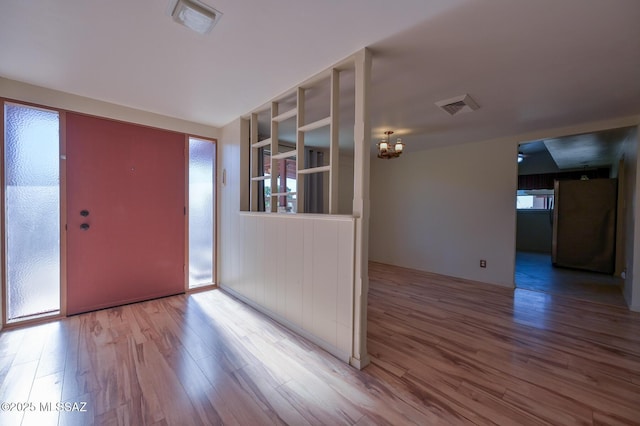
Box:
[552,178,617,274]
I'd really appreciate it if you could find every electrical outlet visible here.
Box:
[480,260,487,268]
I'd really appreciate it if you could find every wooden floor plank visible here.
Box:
[368,262,640,424]
[0,359,38,425]
[22,371,63,426]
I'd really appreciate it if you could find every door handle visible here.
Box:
[80,223,90,230]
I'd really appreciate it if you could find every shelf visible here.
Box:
[298,165,331,175]
[271,191,297,197]
[251,138,271,148]
[298,116,331,132]
[272,108,297,122]
[271,150,296,160]
[251,175,270,181]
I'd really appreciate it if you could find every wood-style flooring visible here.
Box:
[515,251,626,307]
[0,262,639,425]
[368,262,640,425]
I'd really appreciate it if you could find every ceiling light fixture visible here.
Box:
[171,0,222,35]
[377,131,405,159]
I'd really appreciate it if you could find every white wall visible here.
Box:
[370,137,519,287]
[218,119,243,287]
[633,127,640,311]
[219,119,356,362]
[621,126,640,310]
[0,77,219,138]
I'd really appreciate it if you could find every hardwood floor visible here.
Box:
[515,251,626,307]
[368,262,640,425]
[1,262,639,425]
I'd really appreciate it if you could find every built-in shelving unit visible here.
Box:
[238,48,372,369]
[249,67,342,214]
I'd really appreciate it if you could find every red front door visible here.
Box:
[65,113,185,315]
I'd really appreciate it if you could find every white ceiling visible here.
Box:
[543,127,631,170]
[1,0,640,151]
[519,127,634,173]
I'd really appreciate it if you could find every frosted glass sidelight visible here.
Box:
[188,138,215,287]
[4,103,60,320]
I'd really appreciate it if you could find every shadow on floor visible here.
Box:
[515,251,627,307]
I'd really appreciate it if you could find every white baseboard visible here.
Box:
[349,354,371,370]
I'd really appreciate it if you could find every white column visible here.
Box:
[350,48,371,369]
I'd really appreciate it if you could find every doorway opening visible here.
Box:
[515,127,635,307]
[3,102,61,323]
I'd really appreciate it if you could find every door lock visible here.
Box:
[80,223,90,230]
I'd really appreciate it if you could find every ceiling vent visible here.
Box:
[435,94,480,116]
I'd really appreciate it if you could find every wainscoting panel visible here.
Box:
[223,213,356,361]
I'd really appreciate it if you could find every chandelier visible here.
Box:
[377,130,405,159]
